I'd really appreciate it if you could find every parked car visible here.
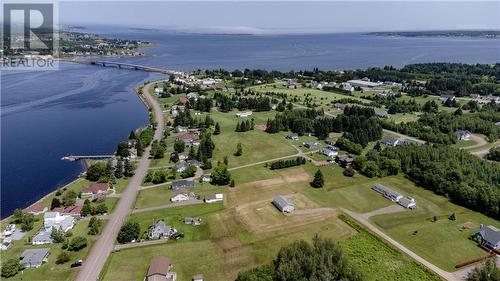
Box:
[71,260,83,268]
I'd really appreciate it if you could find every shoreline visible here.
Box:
[1,77,154,224]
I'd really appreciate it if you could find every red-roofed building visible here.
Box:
[80,183,110,198]
[52,205,83,219]
[22,203,48,215]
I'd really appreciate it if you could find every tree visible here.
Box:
[68,236,88,251]
[343,166,355,177]
[114,159,124,178]
[56,251,71,264]
[311,169,324,188]
[1,259,24,278]
[51,227,65,243]
[423,100,439,113]
[181,166,197,178]
[223,156,229,166]
[94,203,108,215]
[51,197,62,210]
[229,179,235,187]
[174,140,186,153]
[236,235,363,281]
[117,221,140,244]
[362,161,380,178]
[214,122,221,135]
[486,146,500,162]
[116,141,130,158]
[88,216,102,235]
[467,259,500,281]
[86,162,107,181]
[80,199,92,217]
[211,165,231,186]
[123,159,135,177]
[20,213,35,231]
[234,142,243,156]
[62,190,77,207]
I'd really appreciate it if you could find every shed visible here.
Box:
[272,195,295,213]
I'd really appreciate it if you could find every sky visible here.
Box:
[58,1,500,34]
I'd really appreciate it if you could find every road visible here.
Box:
[341,208,458,281]
[75,82,164,281]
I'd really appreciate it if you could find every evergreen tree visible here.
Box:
[311,169,324,188]
[234,143,243,156]
[214,122,221,135]
[114,159,124,178]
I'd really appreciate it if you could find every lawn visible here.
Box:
[368,176,500,271]
[209,111,297,168]
[340,215,442,281]
[134,182,224,209]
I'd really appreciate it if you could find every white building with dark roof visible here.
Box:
[272,195,295,213]
[476,225,500,250]
[20,248,50,268]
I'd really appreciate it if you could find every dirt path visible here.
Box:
[131,199,204,214]
[462,134,487,150]
[382,129,426,144]
[76,81,165,281]
[341,207,458,281]
[360,204,405,220]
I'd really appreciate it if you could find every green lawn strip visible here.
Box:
[134,182,224,209]
[340,214,444,281]
[102,240,225,281]
[128,202,224,242]
[230,164,282,185]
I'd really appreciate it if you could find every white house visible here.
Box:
[236,111,252,118]
[154,88,164,94]
[43,212,75,233]
[455,130,471,141]
[204,193,224,203]
[398,197,417,209]
[170,190,190,203]
[319,146,339,158]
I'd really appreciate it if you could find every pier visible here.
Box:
[61,155,114,161]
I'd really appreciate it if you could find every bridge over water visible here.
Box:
[62,59,177,75]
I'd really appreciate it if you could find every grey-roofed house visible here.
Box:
[372,184,403,202]
[303,141,319,148]
[398,197,417,209]
[286,133,299,140]
[20,248,50,268]
[32,230,53,245]
[319,146,339,158]
[200,175,211,182]
[175,162,189,172]
[381,137,400,147]
[171,180,195,190]
[148,220,173,240]
[455,130,471,141]
[475,225,500,250]
[187,159,201,168]
[439,95,456,102]
[374,109,389,118]
[184,217,201,226]
[272,195,295,213]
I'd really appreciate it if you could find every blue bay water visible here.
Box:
[1,27,500,217]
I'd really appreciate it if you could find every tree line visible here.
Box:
[269,157,306,170]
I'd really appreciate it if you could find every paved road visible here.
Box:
[341,208,458,281]
[75,82,164,281]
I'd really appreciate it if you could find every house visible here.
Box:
[187,159,201,168]
[372,184,403,202]
[319,146,339,158]
[3,224,16,237]
[145,256,177,281]
[80,183,110,198]
[32,230,53,245]
[200,175,211,182]
[204,193,224,203]
[20,248,50,268]
[374,109,389,118]
[455,130,471,141]
[475,225,500,250]
[148,220,173,240]
[336,155,354,167]
[192,274,204,281]
[286,133,299,141]
[178,97,189,106]
[170,189,190,202]
[22,203,48,215]
[175,125,188,132]
[347,79,382,88]
[334,103,347,110]
[303,141,319,148]
[1,241,10,250]
[381,137,400,147]
[171,180,195,190]
[184,217,201,226]
[439,95,456,103]
[154,87,164,94]
[175,162,189,172]
[273,195,295,213]
[186,92,199,101]
[398,197,417,209]
[43,212,75,232]
[341,82,354,92]
[236,111,252,118]
[178,152,189,161]
[52,205,83,218]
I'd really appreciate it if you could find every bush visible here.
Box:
[68,236,88,251]
[56,251,71,264]
[343,166,355,177]
[117,221,140,244]
[1,259,24,278]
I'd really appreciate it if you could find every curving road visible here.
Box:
[75,82,164,281]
